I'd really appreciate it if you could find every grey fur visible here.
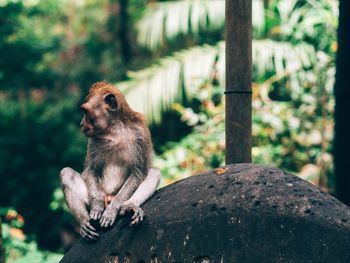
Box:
[60,83,160,240]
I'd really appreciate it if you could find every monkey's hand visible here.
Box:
[120,201,144,226]
[80,220,99,241]
[99,203,121,228]
[89,201,104,221]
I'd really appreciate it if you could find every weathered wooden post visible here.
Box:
[225,0,252,164]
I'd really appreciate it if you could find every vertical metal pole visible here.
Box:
[225,0,252,164]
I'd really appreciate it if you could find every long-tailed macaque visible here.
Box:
[60,81,160,240]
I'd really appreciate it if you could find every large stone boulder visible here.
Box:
[60,164,350,263]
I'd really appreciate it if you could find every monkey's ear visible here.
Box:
[104,93,118,111]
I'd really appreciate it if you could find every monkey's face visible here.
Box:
[80,93,118,138]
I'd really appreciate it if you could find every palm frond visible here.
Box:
[119,44,220,123]
[118,40,317,124]
[253,40,316,77]
[137,0,265,50]
[274,0,338,40]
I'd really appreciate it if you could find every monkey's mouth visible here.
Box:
[82,127,94,137]
[80,116,95,137]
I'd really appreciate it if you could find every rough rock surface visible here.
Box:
[60,164,350,263]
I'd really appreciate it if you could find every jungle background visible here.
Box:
[0,0,345,262]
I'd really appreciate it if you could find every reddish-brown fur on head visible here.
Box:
[80,81,144,138]
[85,82,122,102]
[84,81,130,111]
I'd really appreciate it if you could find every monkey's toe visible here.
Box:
[120,203,144,226]
[81,222,99,241]
[100,218,110,227]
[99,210,117,228]
[130,215,143,226]
[90,210,103,221]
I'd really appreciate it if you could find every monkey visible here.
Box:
[59,81,160,240]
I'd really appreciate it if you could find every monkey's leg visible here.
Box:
[120,168,161,225]
[60,167,89,222]
[60,167,99,240]
[99,174,143,228]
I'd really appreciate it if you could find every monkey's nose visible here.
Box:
[80,103,91,114]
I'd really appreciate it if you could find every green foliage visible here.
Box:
[56,0,127,88]
[0,92,85,249]
[156,60,334,188]
[0,0,62,90]
[134,0,337,190]
[1,208,63,262]
[119,43,223,124]
[0,0,148,256]
[0,0,140,255]
[154,84,225,184]
[119,39,317,124]
[136,0,266,50]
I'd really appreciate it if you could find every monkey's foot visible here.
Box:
[89,203,104,221]
[99,204,119,228]
[80,220,99,241]
[120,202,144,226]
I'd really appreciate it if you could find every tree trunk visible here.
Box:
[334,0,350,205]
[225,0,252,164]
[118,0,131,65]
[107,0,131,70]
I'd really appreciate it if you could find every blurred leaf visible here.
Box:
[118,40,317,124]
[137,0,265,50]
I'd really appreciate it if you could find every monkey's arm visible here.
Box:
[119,168,160,225]
[82,168,105,220]
[99,174,142,227]
[123,168,160,207]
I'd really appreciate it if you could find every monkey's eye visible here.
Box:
[104,93,118,111]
